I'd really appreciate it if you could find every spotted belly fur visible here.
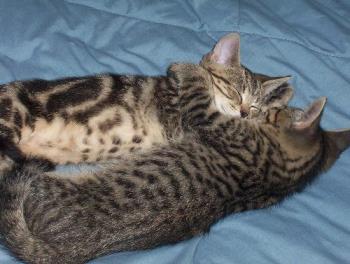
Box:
[0,73,178,165]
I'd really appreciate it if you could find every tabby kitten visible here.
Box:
[0,71,349,263]
[0,33,293,168]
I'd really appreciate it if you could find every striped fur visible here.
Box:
[0,86,349,263]
[0,34,293,169]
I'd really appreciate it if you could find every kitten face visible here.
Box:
[256,97,350,174]
[200,33,293,118]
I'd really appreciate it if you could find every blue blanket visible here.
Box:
[1,1,349,263]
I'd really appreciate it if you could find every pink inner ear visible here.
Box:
[212,33,240,66]
[293,97,327,131]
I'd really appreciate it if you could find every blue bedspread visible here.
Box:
[1,1,349,263]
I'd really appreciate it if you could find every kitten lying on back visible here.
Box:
[0,87,349,263]
[0,33,293,168]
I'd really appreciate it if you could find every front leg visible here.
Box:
[168,63,222,129]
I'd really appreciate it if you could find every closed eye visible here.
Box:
[250,105,261,112]
[209,72,242,104]
[222,85,242,103]
[249,105,262,118]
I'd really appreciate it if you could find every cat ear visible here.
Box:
[260,76,293,107]
[292,97,327,135]
[275,86,294,106]
[325,129,350,155]
[262,76,292,96]
[322,128,350,170]
[209,33,240,66]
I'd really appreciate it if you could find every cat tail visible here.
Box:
[0,161,61,264]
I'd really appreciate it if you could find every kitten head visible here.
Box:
[261,97,350,172]
[200,33,293,118]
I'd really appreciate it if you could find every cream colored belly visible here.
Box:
[18,114,167,164]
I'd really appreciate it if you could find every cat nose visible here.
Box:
[240,106,249,118]
[240,110,248,118]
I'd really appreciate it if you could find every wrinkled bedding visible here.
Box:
[0,1,350,263]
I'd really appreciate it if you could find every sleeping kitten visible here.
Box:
[0,85,348,263]
[0,33,293,167]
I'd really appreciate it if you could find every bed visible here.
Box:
[0,1,349,263]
